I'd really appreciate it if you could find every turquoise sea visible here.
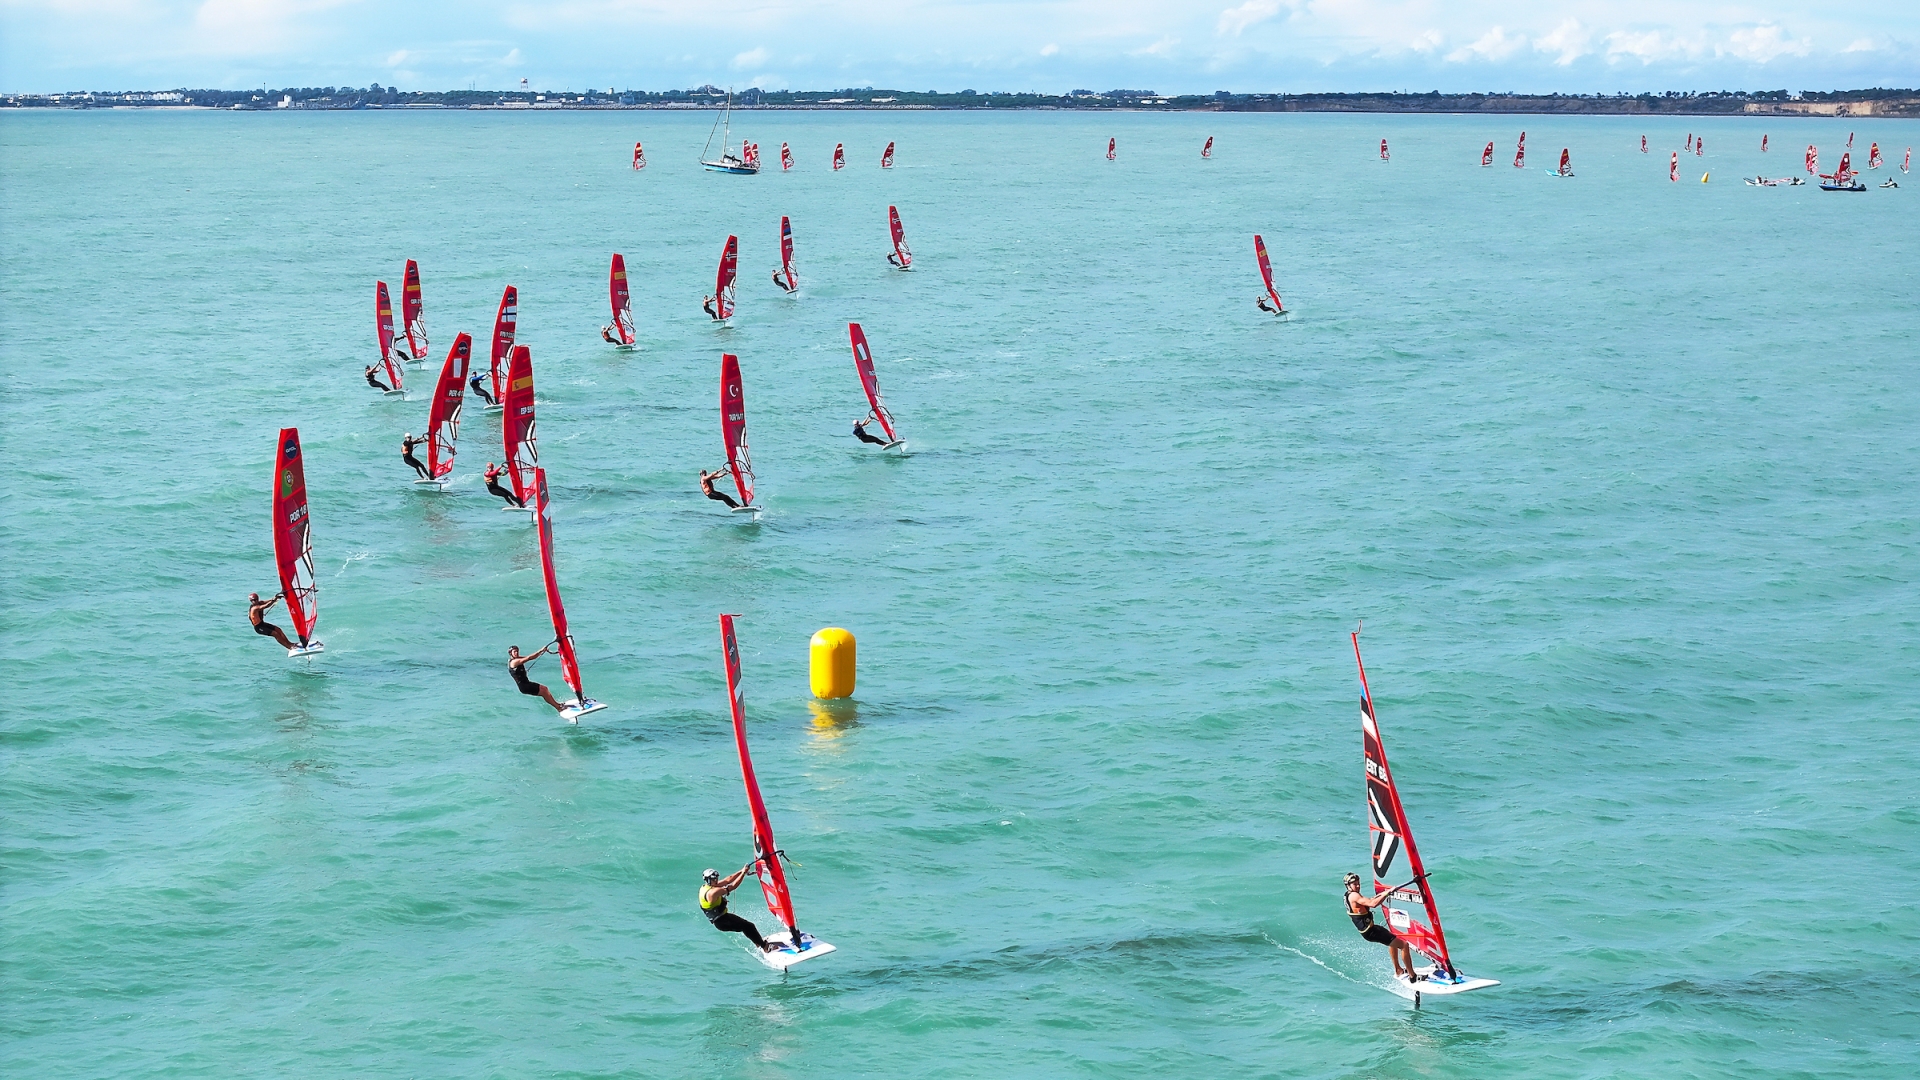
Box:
[3,107,1918,1077]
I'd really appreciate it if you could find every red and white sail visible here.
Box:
[1354,631,1455,977]
[1253,234,1284,312]
[720,613,800,939]
[1203,136,1214,158]
[714,235,738,320]
[375,281,403,390]
[633,142,646,169]
[1905,147,1912,173]
[610,253,636,344]
[1107,137,1117,161]
[721,352,754,507]
[881,141,895,168]
[1640,135,1647,154]
[1557,148,1571,176]
[888,205,912,269]
[1686,133,1693,150]
[777,216,797,291]
[1670,152,1679,182]
[848,322,897,442]
[402,259,428,359]
[1513,132,1525,168]
[1380,139,1390,161]
[1848,131,1854,149]
[1761,134,1768,152]
[272,427,319,648]
[425,333,470,480]
[489,286,516,404]
[1482,141,1495,166]
[534,468,589,705]
[1696,136,1704,157]
[832,143,845,170]
[1868,142,1883,169]
[1806,145,1818,174]
[781,142,793,170]
[503,345,539,506]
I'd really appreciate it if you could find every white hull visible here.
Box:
[754,931,835,971]
[286,642,325,658]
[559,698,607,724]
[1395,966,1499,1000]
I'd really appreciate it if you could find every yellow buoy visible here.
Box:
[1701,172,1710,183]
[809,627,856,699]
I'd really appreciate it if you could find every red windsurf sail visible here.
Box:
[425,333,470,479]
[503,345,539,505]
[272,427,318,647]
[848,322,897,442]
[1203,136,1214,158]
[720,613,799,938]
[1354,631,1456,976]
[1107,137,1116,160]
[1761,134,1768,152]
[721,352,754,507]
[887,206,912,269]
[1869,143,1883,169]
[1686,133,1693,150]
[1253,234,1283,311]
[1848,131,1854,149]
[1640,135,1647,154]
[1558,148,1571,176]
[1513,132,1525,168]
[633,142,646,169]
[1482,141,1495,166]
[832,143,845,170]
[781,142,793,171]
[610,253,636,344]
[1670,152,1679,182]
[489,286,516,403]
[1905,147,1912,173]
[778,216,797,291]
[1696,137,1704,156]
[1380,139,1389,161]
[881,141,895,168]
[375,281,403,390]
[1806,145,1818,174]
[713,235,738,320]
[402,259,427,359]
[534,468,587,703]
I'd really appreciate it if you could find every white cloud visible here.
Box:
[1534,19,1590,66]
[1409,29,1442,54]
[731,46,769,70]
[1217,1,1282,37]
[502,47,523,66]
[1040,43,1059,57]
[1447,25,1525,63]
[386,49,409,67]
[1843,37,1878,53]
[1722,24,1808,63]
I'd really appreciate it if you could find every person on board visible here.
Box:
[702,296,721,320]
[401,433,431,480]
[467,370,494,406]
[886,251,906,269]
[699,468,739,509]
[365,364,392,392]
[506,644,566,713]
[248,592,296,650]
[852,417,889,446]
[700,866,777,951]
[772,269,795,293]
[484,463,523,507]
[601,325,618,344]
[1257,294,1285,315]
[1345,872,1418,980]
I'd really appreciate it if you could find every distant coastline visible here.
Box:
[8,85,1917,118]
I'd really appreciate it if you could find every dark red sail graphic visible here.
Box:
[720,613,799,937]
[272,428,318,646]
[888,206,912,269]
[425,333,469,479]
[402,259,427,359]
[503,345,539,505]
[832,143,845,170]
[375,281,403,390]
[1354,631,1455,977]
[881,141,894,168]
[534,469,586,703]
[848,322,897,442]
[714,235,738,320]
[721,352,754,507]
[610,253,636,344]
[489,286,516,403]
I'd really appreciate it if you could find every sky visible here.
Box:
[2,1,1915,95]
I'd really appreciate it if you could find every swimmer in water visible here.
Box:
[699,468,739,509]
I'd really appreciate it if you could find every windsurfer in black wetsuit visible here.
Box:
[772,268,795,292]
[1257,294,1284,314]
[601,325,617,344]
[366,365,392,392]
[1345,872,1417,980]
[248,592,296,650]
[484,463,523,507]
[507,644,566,713]
[703,296,722,321]
[468,370,494,405]
[402,433,431,480]
[699,468,739,509]
[699,866,778,951]
[852,416,889,446]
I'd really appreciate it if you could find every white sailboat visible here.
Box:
[700,92,758,175]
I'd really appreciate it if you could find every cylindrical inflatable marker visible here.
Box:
[809,628,856,699]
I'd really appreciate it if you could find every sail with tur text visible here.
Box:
[272,427,319,651]
[713,235,738,320]
[721,352,755,507]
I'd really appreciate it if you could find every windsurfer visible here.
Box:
[1345,872,1418,980]
[1257,295,1284,315]
[853,417,889,446]
[773,269,795,292]
[886,251,906,269]
[365,365,392,392]
[484,463,523,507]
[507,644,566,713]
[700,468,739,509]
[601,325,618,344]
[467,370,495,406]
[402,433,431,480]
[248,592,296,649]
[703,296,721,321]
[700,866,776,951]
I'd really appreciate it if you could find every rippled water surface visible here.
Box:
[3,108,1918,1078]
